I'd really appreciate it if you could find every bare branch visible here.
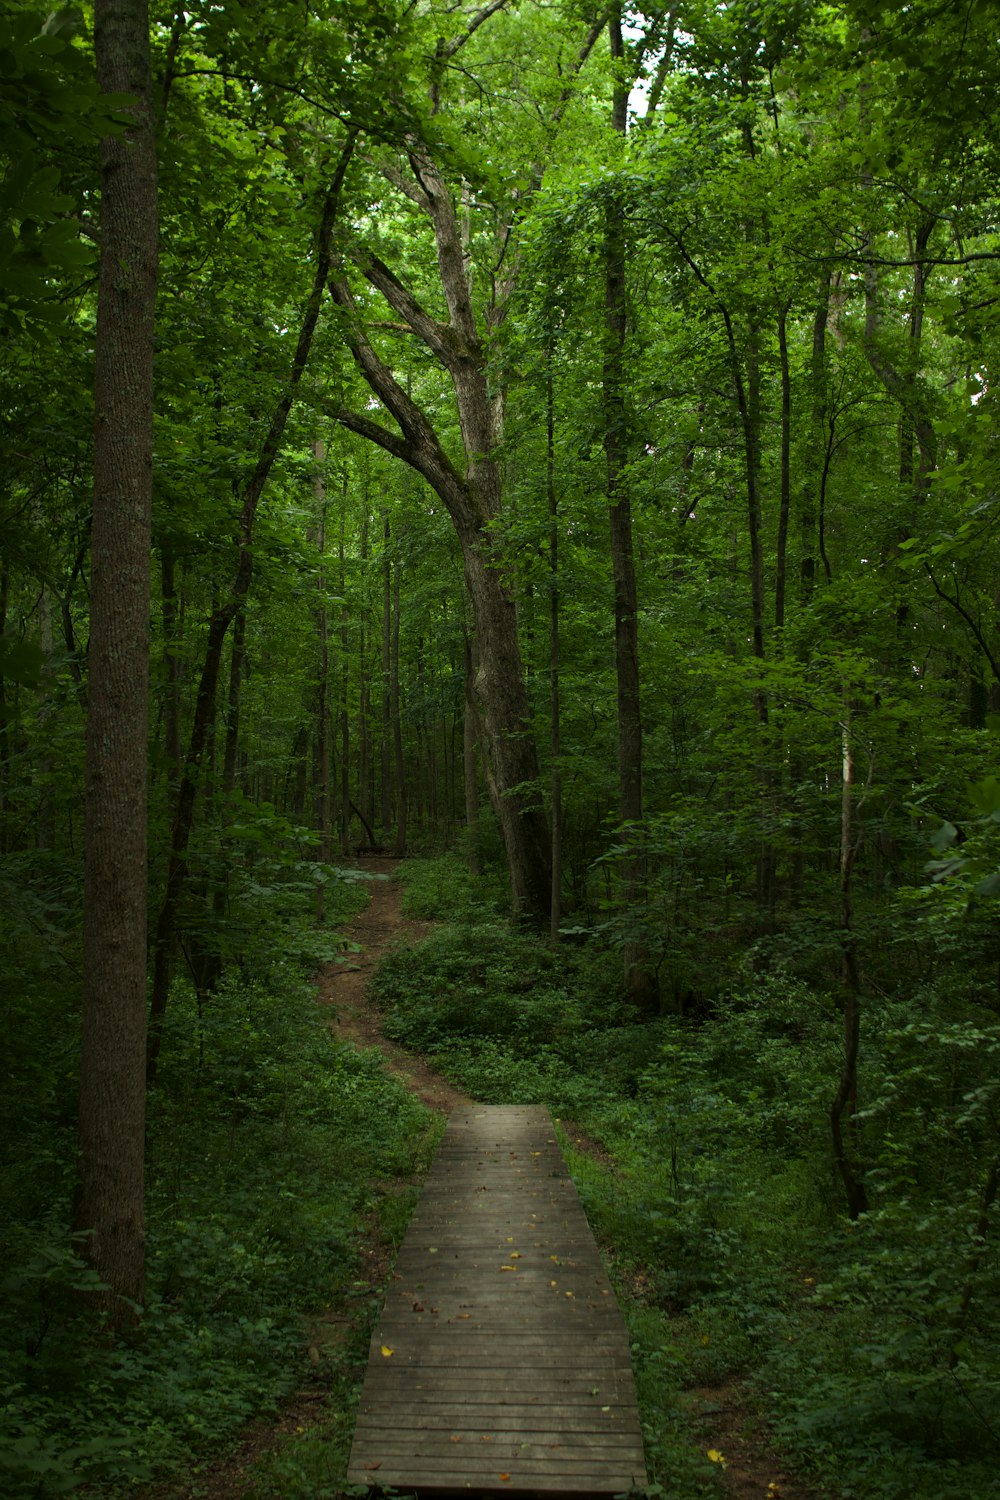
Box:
[327,276,468,505]
[442,0,509,58]
[353,250,464,366]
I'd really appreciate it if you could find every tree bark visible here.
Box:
[327,145,550,921]
[463,629,481,875]
[391,545,407,856]
[831,699,870,1220]
[546,345,562,948]
[313,441,332,914]
[380,510,393,844]
[77,0,157,1322]
[338,482,351,855]
[603,8,655,1003]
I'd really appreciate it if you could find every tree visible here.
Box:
[75,0,158,1321]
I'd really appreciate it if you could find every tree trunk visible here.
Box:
[76,0,157,1323]
[327,136,551,921]
[547,346,562,948]
[605,8,654,1004]
[380,510,393,844]
[463,629,481,876]
[314,441,332,915]
[391,546,407,857]
[338,484,351,855]
[831,699,870,1220]
[357,503,371,839]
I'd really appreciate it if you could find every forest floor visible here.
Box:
[148,860,825,1500]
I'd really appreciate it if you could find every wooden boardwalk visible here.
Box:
[347,1105,647,1496]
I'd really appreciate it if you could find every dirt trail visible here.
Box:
[315,856,473,1113]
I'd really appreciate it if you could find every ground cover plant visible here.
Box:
[0,868,437,1497]
[371,858,1000,1500]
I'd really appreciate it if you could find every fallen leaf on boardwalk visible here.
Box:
[480,1434,493,1442]
[506,1236,514,1243]
[380,1345,394,1357]
[550,1280,558,1287]
[565,1291,575,1298]
[500,1265,516,1271]
[510,1251,522,1259]
[457,1313,471,1320]
[363,1462,382,1471]
[450,1435,462,1444]
[499,1473,511,1482]
[589,1388,599,1396]
[550,1255,560,1263]
[428,1247,439,1254]
[412,1302,424,1312]
[531,1151,542,1157]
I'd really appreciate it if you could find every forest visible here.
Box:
[2,0,1000,1494]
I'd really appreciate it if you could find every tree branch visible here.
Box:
[443,0,509,58]
[353,249,466,366]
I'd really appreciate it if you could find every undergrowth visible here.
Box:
[367,858,1000,1500]
[0,868,437,1497]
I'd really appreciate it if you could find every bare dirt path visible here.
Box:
[315,856,472,1113]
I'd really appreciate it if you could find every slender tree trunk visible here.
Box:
[380,510,392,843]
[605,8,654,1004]
[0,562,9,854]
[831,698,869,1220]
[547,346,562,948]
[463,629,481,875]
[391,547,407,856]
[314,441,332,914]
[161,546,182,789]
[77,0,157,1322]
[775,302,792,631]
[800,272,831,599]
[338,485,351,855]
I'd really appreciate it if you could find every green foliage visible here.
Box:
[372,906,1000,1498]
[0,942,435,1496]
[395,851,508,920]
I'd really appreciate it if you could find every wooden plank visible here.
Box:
[347,1105,646,1496]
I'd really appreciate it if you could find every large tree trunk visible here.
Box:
[76,0,158,1323]
[328,130,551,922]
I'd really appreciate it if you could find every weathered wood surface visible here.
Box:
[347,1104,647,1496]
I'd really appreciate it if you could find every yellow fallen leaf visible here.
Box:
[500,1265,516,1271]
[381,1345,394,1357]
[707,1449,727,1467]
[450,1435,462,1444]
[499,1474,511,1482]
[510,1251,522,1259]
